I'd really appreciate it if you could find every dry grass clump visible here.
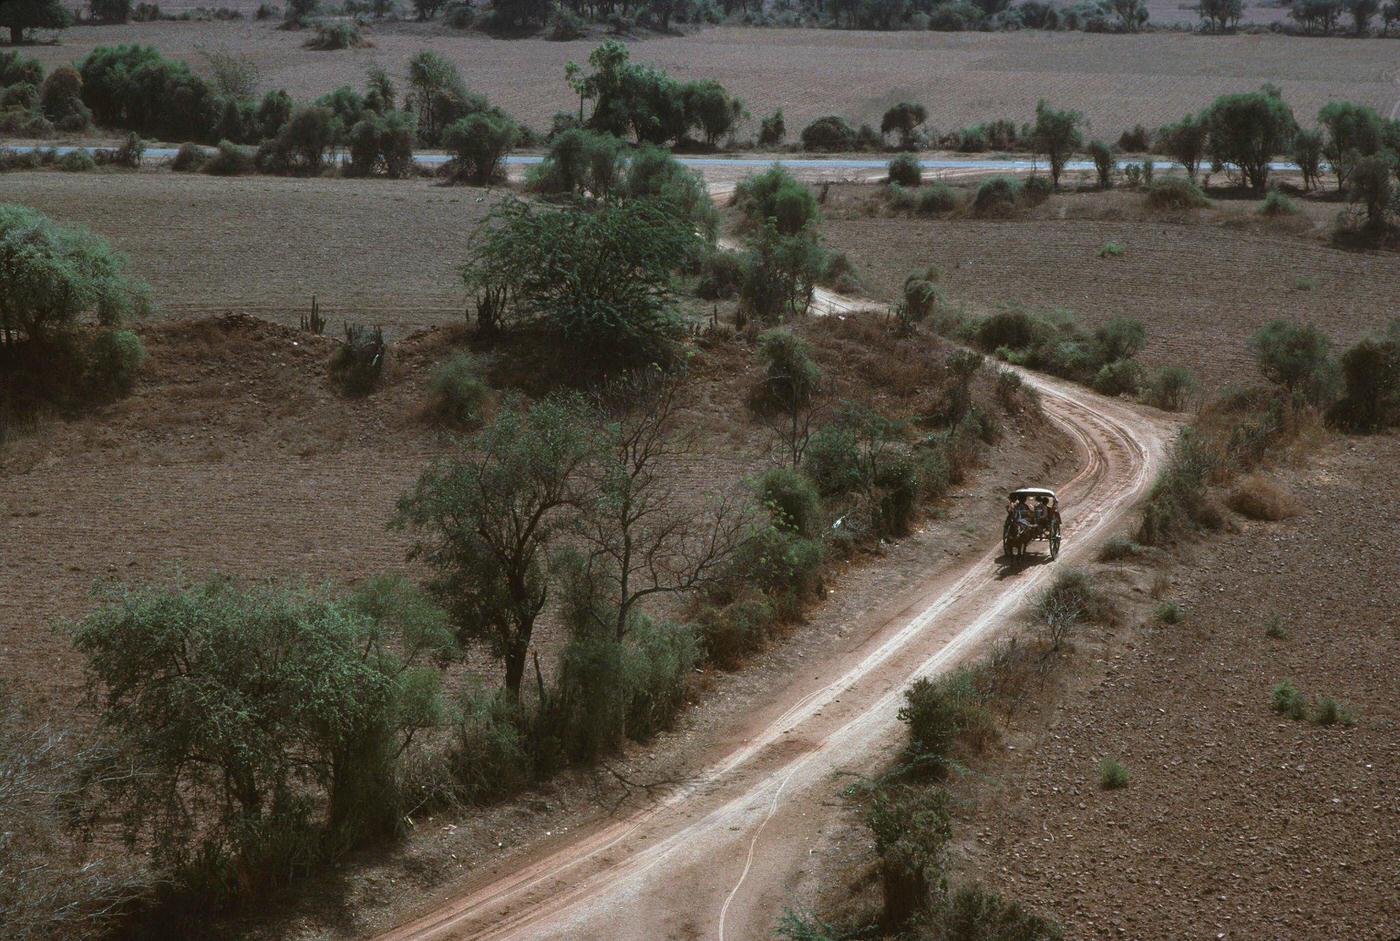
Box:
[1226,474,1301,521]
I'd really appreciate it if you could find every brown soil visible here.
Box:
[0,169,506,331]
[821,184,1400,391]
[945,433,1400,939]
[23,23,1400,136]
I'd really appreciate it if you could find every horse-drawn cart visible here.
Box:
[1002,487,1061,560]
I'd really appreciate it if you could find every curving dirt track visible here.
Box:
[372,371,1175,941]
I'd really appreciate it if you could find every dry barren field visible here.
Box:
[0,170,498,331]
[24,22,1400,139]
[823,192,1400,391]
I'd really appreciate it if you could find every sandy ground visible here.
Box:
[21,22,1400,136]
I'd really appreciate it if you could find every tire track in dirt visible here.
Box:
[370,360,1175,941]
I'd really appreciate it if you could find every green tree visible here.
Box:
[1290,0,1343,31]
[732,164,820,235]
[1346,0,1379,31]
[1345,153,1397,232]
[1087,140,1114,188]
[444,111,519,184]
[1196,0,1242,29]
[0,0,69,44]
[1204,87,1297,192]
[70,576,450,894]
[1110,0,1148,29]
[461,197,700,374]
[1319,100,1388,190]
[1158,113,1209,181]
[1249,320,1337,404]
[1293,127,1324,190]
[395,397,597,699]
[880,101,928,150]
[0,204,147,348]
[89,0,130,22]
[682,79,745,147]
[1030,100,1084,188]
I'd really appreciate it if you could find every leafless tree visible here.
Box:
[574,372,755,642]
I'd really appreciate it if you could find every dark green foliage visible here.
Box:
[898,669,993,776]
[406,50,501,147]
[1260,190,1299,216]
[427,352,490,428]
[1136,428,1214,545]
[1144,177,1209,210]
[888,152,922,187]
[57,148,95,172]
[623,145,719,239]
[1158,112,1209,180]
[86,328,145,394]
[881,101,928,149]
[39,66,89,128]
[801,114,857,151]
[0,0,70,44]
[695,245,742,300]
[306,20,363,50]
[171,141,206,171]
[80,45,219,143]
[461,197,698,375]
[760,466,823,538]
[69,575,450,902]
[1271,679,1307,719]
[526,127,625,198]
[257,105,342,174]
[1293,127,1323,190]
[1328,324,1400,431]
[202,139,254,175]
[1087,139,1114,188]
[0,49,44,87]
[1117,123,1151,152]
[758,108,785,147]
[803,405,918,536]
[724,521,823,621]
[1092,358,1143,397]
[865,784,952,927]
[1249,320,1337,405]
[0,204,148,346]
[733,164,819,235]
[683,78,745,146]
[447,687,530,803]
[758,328,822,410]
[697,595,775,668]
[1029,100,1084,187]
[738,221,828,323]
[960,305,1146,389]
[1034,568,1107,649]
[1155,601,1183,623]
[1319,100,1390,189]
[1344,153,1397,233]
[444,111,519,184]
[903,267,944,322]
[331,323,388,395]
[90,0,131,21]
[972,176,1022,215]
[1203,87,1298,192]
[394,395,597,698]
[916,182,957,214]
[1144,365,1197,411]
[347,109,416,178]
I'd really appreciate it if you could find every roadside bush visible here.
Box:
[1328,328,1400,432]
[444,111,518,184]
[202,139,254,175]
[1144,177,1209,211]
[427,352,489,428]
[733,164,819,235]
[726,521,823,621]
[1087,139,1114,188]
[758,109,785,147]
[57,148,96,172]
[1091,358,1143,397]
[800,114,857,152]
[757,328,821,410]
[738,224,827,323]
[526,127,625,198]
[1226,474,1300,520]
[696,246,743,300]
[447,687,530,803]
[1260,190,1299,216]
[1142,365,1197,411]
[1136,428,1214,545]
[331,323,389,395]
[86,328,145,394]
[1097,534,1144,561]
[306,20,364,48]
[80,45,221,143]
[972,176,1021,215]
[1034,568,1107,650]
[39,67,90,129]
[931,884,1065,941]
[898,669,995,776]
[888,152,922,187]
[346,110,416,178]
[1097,758,1130,789]
[1249,320,1338,406]
[864,783,952,927]
[916,182,956,214]
[623,145,718,239]
[0,50,44,87]
[258,105,341,174]
[697,596,775,668]
[903,267,944,323]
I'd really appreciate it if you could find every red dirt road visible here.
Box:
[371,374,1175,941]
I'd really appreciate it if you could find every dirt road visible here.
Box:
[372,369,1174,941]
